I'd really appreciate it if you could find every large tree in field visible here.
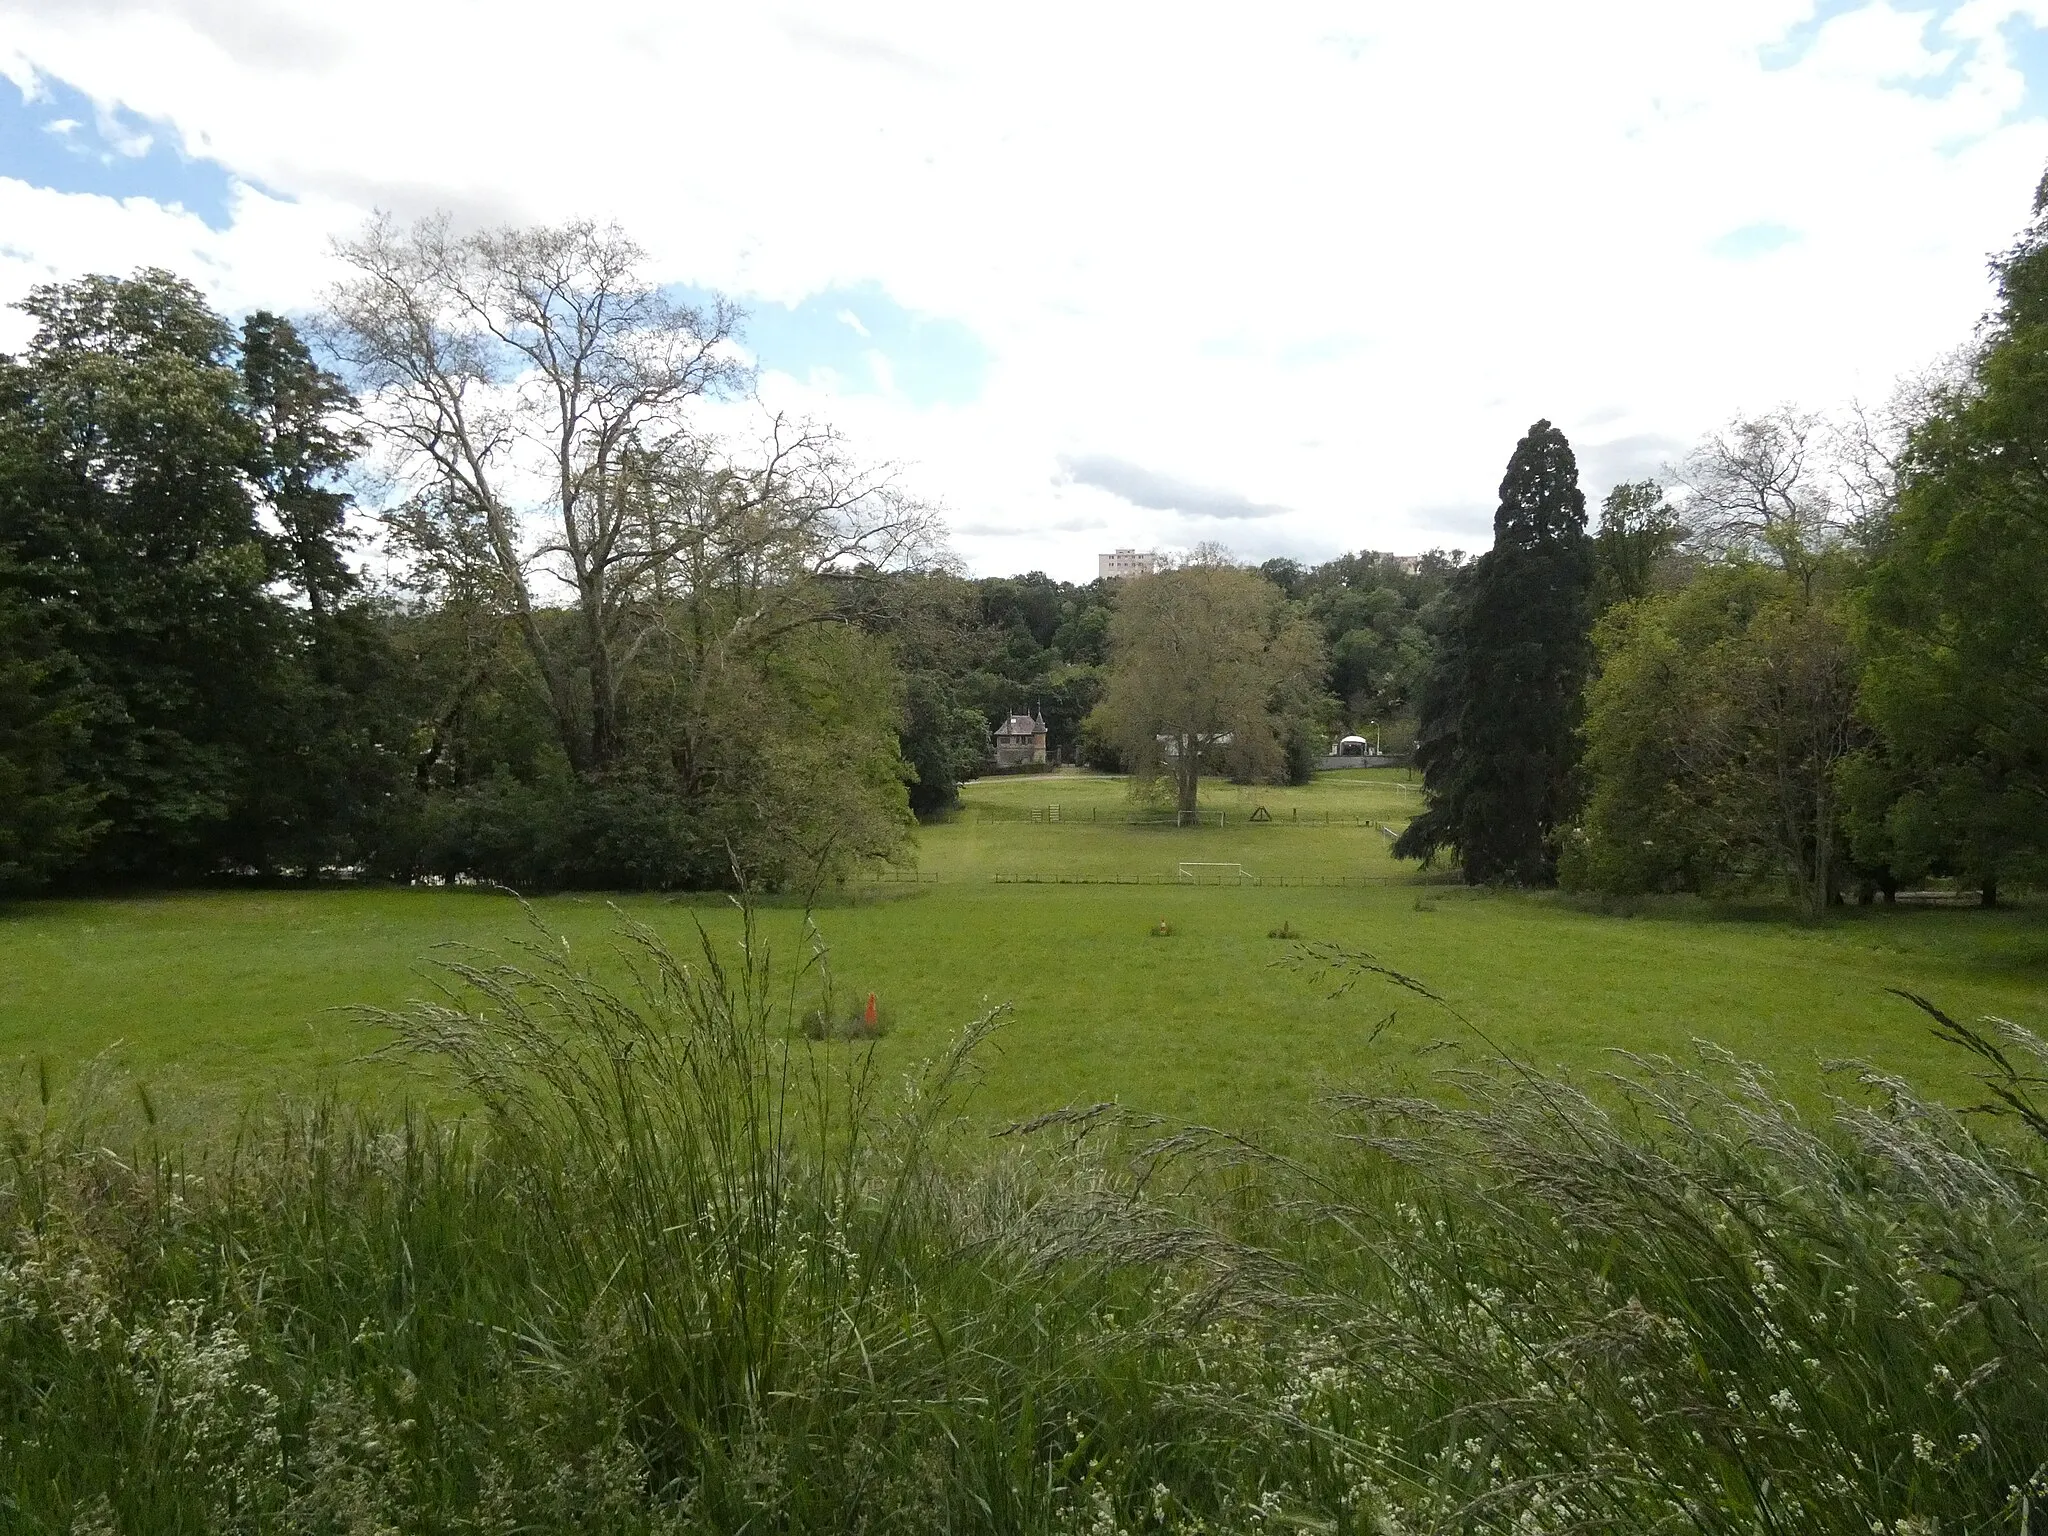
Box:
[1855,171,2048,905]
[1089,561,1322,817]
[1395,420,1594,884]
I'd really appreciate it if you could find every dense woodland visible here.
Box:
[3,172,2046,904]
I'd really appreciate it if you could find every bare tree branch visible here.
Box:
[322,214,943,783]
[1672,407,1845,590]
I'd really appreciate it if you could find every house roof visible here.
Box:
[998,714,1045,735]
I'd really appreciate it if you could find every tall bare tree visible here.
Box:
[1674,407,1845,592]
[1830,354,1972,544]
[323,214,934,779]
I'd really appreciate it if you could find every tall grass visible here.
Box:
[2,919,2044,1533]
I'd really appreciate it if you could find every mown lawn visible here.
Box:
[906,766,1414,882]
[2,768,2043,1130]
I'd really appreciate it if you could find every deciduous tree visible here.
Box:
[241,311,362,620]
[324,215,747,777]
[0,270,279,881]
[1592,479,1681,608]
[1675,407,1845,594]
[0,580,101,891]
[1089,563,1322,817]
[1855,173,2048,905]
[326,216,938,786]
[1564,566,1864,915]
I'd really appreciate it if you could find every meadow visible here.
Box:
[6,769,2048,1532]
[1,768,2041,1129]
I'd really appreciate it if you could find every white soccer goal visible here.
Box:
[1176,861,1253,884]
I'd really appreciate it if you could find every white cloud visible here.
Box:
[2,0,2046,577]
[1057,454,1286,522]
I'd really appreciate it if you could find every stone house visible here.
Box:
[993,712,1048,767]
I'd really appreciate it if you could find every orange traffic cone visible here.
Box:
[864,992,878,1028]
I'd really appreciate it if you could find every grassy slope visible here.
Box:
[2,768,2043,1128]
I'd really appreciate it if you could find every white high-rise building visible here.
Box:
[1097,548,1158,580]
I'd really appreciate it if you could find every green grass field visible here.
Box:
[903,767,1414,882]
[2,767,2043,1130]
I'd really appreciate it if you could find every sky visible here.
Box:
[3,2,2048,580]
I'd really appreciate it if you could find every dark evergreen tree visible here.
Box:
[1394,420,1594,884]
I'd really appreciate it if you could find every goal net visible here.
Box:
[1176,862,1252,883]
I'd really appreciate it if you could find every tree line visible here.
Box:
[0,221,936,894]
[0,217,1452,894]
[1395,165,2048,911]
[9,165,2036,904]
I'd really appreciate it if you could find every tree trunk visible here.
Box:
[581,579,620,774]
[499,586,590,777]
[1176,737,1200,820]
[415,668,488,791]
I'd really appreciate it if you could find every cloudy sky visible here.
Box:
[3,1,2046,579]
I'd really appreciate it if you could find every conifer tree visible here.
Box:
[1394,420,1594,883]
